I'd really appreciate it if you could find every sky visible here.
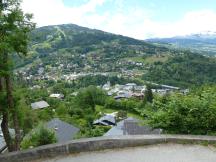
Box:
[21,0,216,39]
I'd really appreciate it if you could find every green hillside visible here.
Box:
[144,52,216,87]
[14,24,216,87]
[15,24,167,69]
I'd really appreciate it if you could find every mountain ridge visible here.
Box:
[146,32,216,56]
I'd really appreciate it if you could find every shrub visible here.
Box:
[21,125,57,149]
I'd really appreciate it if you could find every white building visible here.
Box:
[49,93,64,99]
[31,101,50,110]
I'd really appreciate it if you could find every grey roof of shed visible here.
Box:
[46,118,80,142]
[31,101,49,109]
[104,117,162,136]
[93,115,116,126]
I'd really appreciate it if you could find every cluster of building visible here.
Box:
[102,82,189,100]
[117,60,144,67]
[102,82,146,100]
[17,66,114,83]
[15,56,148,84]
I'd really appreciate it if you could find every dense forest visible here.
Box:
[144,52,216,87]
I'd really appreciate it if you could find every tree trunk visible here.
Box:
[0,78,14,151]
[0,77,2,91]
[1,109,14,151]
[5,75,21,151]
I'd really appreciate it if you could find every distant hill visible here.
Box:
[146,31,216,56]
[15,24,168,69]
[144,52,216,87]
[13,24,216,87]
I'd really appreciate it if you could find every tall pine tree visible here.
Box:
[0,0,34,151]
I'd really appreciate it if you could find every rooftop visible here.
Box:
[46,118,80,142]
[93,115,116,126]
[31,101,50,110]
[104,117,161,136]
[49,94,64,99]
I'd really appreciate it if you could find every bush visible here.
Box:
[76,86,107,111]
[148,86,216,135]
[21,125,57,150]
[76,126,111,138]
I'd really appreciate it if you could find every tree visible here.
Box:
[0,0,35,151]
[143,85,153,103]
[74,86,107,127]
[14,90,39,134]
[148,86,216,135]
[76,86,107,111]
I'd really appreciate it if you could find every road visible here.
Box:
[43,144,216,162]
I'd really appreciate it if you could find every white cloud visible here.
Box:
[173,10,216,36]
[21,0,107,27]
[21,0,216,39]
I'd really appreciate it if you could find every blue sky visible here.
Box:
[22,0,216,39]
[63,0,216,21]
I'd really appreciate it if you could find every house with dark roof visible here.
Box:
[93,115,116,126]
[31,101,50,110]
[46,118,80,142]
[114,91,132,100]
[104,117,162,136]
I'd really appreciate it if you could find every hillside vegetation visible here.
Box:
[15,24,165,69]
[14,24,216,87]
[144,52,216,87]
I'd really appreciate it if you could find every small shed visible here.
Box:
[31,101,49,110]
[49,94,64,99]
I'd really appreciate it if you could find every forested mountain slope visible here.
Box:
[14,24,216,87]
[15,24,167,69]
[144,52,216,87]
